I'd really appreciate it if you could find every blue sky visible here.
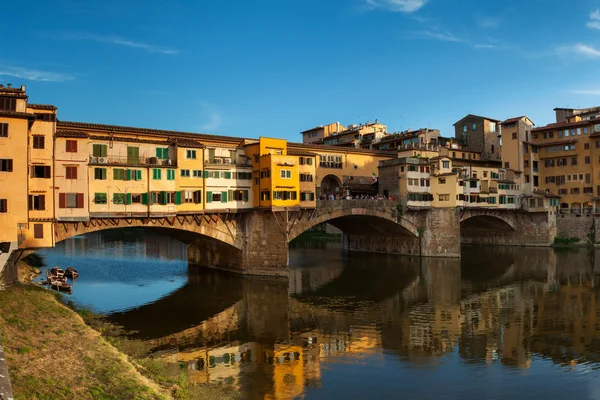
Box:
[2,0,600,141]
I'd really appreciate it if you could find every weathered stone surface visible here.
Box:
[45,201,557,276]
[556,213,599,243]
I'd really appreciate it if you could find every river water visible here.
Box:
[35,229,600,400]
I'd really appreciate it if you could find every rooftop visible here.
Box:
[453,114,501,126]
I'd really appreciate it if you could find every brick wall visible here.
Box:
[556,214,599,243]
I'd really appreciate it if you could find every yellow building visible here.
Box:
[0,84,31,252]
[171,138,205,213]
[288,149,317,208]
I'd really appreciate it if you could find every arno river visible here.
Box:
[35,229,600,400]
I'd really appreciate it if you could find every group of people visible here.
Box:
[320,193,398,201]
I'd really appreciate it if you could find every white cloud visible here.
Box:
[473,44,498,49]
[198,102,224,132]
[0,65,74,82]
[556,43,600,59]
[477,16,499,28]
[587,10,600,30]
[56,33,178,55]
[418,30,462,42]
[366,0,427,13]
[571,88,600,95]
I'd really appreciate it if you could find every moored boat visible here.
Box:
[50,267,65,278]
[64,267,79,279]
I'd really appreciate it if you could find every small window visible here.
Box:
[33,136,45,149]
[186,149,197,159]
[65,140,78,153]
[94,168,107,180]
[66,193,78,208]
[0,199,7,213]
[28,194,45,210]
[34,224,44,239]
[167,169,175,180]
[512,132,517,139]
[65,166,77,179]
[132,194,141,203]
[92,144,108,157]
[472,123,477,131]
[181,169,190,177]
[153,168,162,180]
[0,159,13,172]
[0,123,8,137]
[94,193,107,204]
[463,125,467,133]
[280,170,292,179]
[156,148,169,159]
[31,165,51,178]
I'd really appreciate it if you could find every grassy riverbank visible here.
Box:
[293,230,342,242]
[0,283,167,400]
[0,265,240,399]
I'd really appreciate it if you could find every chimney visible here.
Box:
[375,118,378,124]
[6,84,11,88]
[21,85,26,91]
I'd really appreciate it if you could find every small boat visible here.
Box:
[64,267,79,279]
[50,267,65,278]
[49,280,72,293]
[46,270,66,284]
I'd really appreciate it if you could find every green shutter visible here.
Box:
[175,191,182,205]
[243,190,249,202]
[221,191,227,203]
[137,170,142,180]
[126,169,131,181]
[225,172,231,179]
[161,191,167,205]
[206,191,212,203]
[102,168,107,180]
[127,146,139,164]
[142,193,148,205]
[204,170,209,178]
[126,193,132,205]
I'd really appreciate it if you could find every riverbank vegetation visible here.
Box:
[0,264,240,399]
[293,230,342,242]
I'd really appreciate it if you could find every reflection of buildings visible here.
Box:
[57,229,187,261]
[117,247,600,398]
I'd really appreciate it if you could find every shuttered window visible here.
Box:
[167,170,175,180]
[32,135,45,149]
[0,123,8,137]
[92,144,107,157]
[65,140,78,152]
[65,166,77,179]
[0,159,12,172]
[94,168,107,180]
[34,224,43,239]
[28,194,45,210]
[153,169,161,180]
[156,148,169,159]
[0,199,7,213]
[94,193,107,204]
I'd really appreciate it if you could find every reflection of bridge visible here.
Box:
[52,200,556,276]
[109,248,600,383]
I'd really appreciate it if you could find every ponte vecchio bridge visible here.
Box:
[53,200,556,276]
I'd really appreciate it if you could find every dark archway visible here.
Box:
[319,174,343,198]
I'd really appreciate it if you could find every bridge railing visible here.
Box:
[316,199,398,209]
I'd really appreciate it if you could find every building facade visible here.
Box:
[454,114,501,161]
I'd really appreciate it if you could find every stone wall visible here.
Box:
[556,214,599,243]
[0,332,13,400]
[419,208,461,257]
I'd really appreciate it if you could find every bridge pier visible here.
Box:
[188,211,289,277]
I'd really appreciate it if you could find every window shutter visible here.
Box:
[161,191,167,205]
[39,195,45,210]
[175,191,182,205]
[142,193,148,205]
[221,191,227,203]
[243,190,249,202]
[137,170,142,180]
[126,193,132,205]
[125,169,131,181]
[228,190,233,201]
[59,193,66,209]
[34,224,43,239]
[204,170,209,178]
[76,193,84,208]
[73,141,78,152]
[7,159,12,172]
[225,172,231,179]
[194,190,202,204]
[206,191,212,203]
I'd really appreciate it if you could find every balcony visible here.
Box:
[89,156,176,167]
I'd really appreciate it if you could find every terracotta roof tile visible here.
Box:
[167,137,204,148]
[500,116,528,125]
[532,120,590,132]
[0,110,35,119]
[58,120,250,143]
[287,149,318,157]
[28,104,57,110]
[55,130,89,138]
[524,139,577,147]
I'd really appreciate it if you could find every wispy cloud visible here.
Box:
[0,64,75,82]
[417,30,462,42]
[588,10,600,30]
[477,16,499,28]
[365,0,428,13]
[198,102,225,132]
[54,32,179,55]
[571,88,600,95]
[557,43,600,59]
[473,44,498,49]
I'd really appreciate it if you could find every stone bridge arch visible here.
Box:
[288,201,420,242]
[54,215,244,249]
[460,209,517,232]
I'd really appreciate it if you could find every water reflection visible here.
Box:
[39,232,600,399]
[35,229,189,313]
